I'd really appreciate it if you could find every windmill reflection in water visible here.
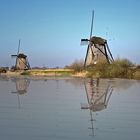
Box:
[81,78,114,137]
[11,77,30,108]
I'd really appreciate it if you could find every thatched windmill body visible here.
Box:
[11,40,30,70]
[81,11,114,67]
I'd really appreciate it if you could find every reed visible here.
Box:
[86,58,135,78]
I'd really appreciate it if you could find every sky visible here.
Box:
[0,0,140,68]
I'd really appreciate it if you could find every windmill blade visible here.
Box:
[84,10,95,67]
[84,44,94,67]
[11,55,17,58]
[80,39,89,45]
[84,44,90,67]
[17,39,21,55]
[15,39,21,69]
[90,10,94,39]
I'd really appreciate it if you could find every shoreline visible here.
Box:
[0,69,86,78]
[0,69,140,80]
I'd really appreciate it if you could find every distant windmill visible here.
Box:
[11,40,30,70]
[81,11,114,67]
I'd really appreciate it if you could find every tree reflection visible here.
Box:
[81,78,113,137]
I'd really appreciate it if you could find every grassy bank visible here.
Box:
[69,58,140,80]
[2,58,140,80]
[20,69,74,77]
[2,68,140,80]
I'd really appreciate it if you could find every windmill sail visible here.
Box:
[90,10,94,39]
[84,10,94,66]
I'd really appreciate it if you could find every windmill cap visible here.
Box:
[90,36,107,45]
[17,53,27,58]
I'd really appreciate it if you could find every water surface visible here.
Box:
[0,76,140,140]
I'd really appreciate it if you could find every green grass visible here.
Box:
[20,69,74,77]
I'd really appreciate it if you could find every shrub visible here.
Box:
[86,58,135,79]
[68,59,84,72]
[112,58,134,68]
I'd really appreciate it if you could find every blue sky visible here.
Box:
[0,0,140,67]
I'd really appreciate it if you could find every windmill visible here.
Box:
[11,40,30,70]
[81,11,114,67]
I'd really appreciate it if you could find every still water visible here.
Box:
[0,76,140,140]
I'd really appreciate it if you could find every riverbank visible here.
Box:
[1,68,140,80]
[1,69,78,77]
